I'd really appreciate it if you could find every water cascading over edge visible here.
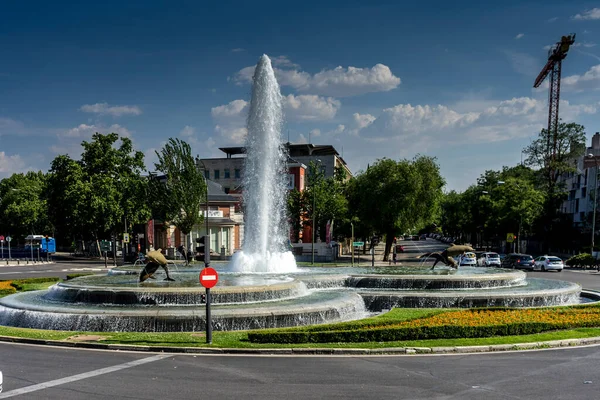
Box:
[230,55,297,273]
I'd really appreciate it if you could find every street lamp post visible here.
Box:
[311,159,322,266]
[588,154,599,261]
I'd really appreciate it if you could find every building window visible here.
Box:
[234,168,241,178]
[204,170,209,179]
[582,187,587,199]
[214,170,220,180]
[576,198,580,213]
[581,212,585,222]
[224,169,230,179]
[224,187,230,194]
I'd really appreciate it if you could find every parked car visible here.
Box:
[457,252,477,266]
[501,253,535,270]
[419,234,427,240]
[477,252,502,267]
[533,255,564,272]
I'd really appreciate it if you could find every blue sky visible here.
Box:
[1,0,599,191]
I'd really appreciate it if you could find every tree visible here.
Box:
[523,121,586,250]
[46,133,150,251]
[151,138,206,262]
[347,156,445,260]
[0,172,49,241]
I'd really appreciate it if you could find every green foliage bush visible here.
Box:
[0,287,17,296]
[566,254,598,268]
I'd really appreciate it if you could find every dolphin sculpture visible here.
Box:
[139,249,176,282]
[418,244,475,270]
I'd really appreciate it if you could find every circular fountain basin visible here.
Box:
[45,273,305,305]
[0,264,591,333]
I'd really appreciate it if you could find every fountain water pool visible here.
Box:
[0,264,593,332]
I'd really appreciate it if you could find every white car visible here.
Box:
[477,252,501,267]
[534,256,564,272]
[457,252,477,266]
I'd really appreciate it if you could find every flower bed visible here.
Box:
[248,306,600,344]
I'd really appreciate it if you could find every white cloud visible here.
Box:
[560,64,600,91]
[358,97,598,145]
[52,123,133,155]
[211,100,249,118]
[79,103,142,117]
[352,113,376,130]
[231,48,245,52]
[215,125,247,145]
[283,94,340,121]
[0,152,26,174]
[309,129,321,138]
[515,33,525,39]
[573,42,597,48]
[0,117,25,136]
[232,59,400,97]
[547,17,558,22]
[572,8,600,20]
[271,55,300,69]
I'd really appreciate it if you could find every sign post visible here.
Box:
[0,235,4,259]
[6,236,11,260]
[199,266,219,344]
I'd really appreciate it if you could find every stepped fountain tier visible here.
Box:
[0,265,592,333]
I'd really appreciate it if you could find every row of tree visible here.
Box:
[440,122,590,254]
[0,134,206,255]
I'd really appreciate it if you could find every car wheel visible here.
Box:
[542,265,546,272]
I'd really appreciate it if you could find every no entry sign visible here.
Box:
[199,267,219,289]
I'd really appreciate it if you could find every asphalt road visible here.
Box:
[1,342,600,399]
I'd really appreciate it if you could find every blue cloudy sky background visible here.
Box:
[1,0,599,191]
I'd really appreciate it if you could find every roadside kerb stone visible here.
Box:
[1,334,600,355]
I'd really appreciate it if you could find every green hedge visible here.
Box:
[566,254,599,268]
[247,321,581,344]
[0,287,17,296]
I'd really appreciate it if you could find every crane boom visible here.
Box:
[532,34,576,174]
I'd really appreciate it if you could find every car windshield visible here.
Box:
[487,253,499,258]
[548,257,562,262]
[464,253,475,258]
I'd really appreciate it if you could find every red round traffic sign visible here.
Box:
[199,267,219,289]
[0,235,4,241]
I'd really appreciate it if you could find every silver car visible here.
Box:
[533,256,564,272]
[477,252,501,267]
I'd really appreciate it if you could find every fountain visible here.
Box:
[230,54,297,274]
[0,55,596,333]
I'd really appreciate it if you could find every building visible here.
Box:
[146,178,242,258]
[558,132,600,228]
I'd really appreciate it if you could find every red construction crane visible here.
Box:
[533,34,576,170]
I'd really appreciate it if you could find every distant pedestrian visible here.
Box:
[392,240,398,264]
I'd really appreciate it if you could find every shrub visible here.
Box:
[9,277,60,291]
[0,281,16,296]
[566,254,598,268]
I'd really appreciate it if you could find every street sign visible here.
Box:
[199,267,219,289]
[123,233,130,244]
[353,241,364,247]
[506,233,515,243]
[5,236,11,243]
[0,235,4,242]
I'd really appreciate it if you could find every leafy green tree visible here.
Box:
[46,133,150,250]
[347,156,445,260]
[0,172,49,241]
[151,138,206,261]
[286,188,305,242]
[523,122,586,250]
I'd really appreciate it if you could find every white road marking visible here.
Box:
[0,354,170,398]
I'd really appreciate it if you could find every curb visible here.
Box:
[0,261,55,267]
[1,334,600,355]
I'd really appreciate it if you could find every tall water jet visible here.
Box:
[230,55,298,273]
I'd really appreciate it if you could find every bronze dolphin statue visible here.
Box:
[139,249,175,282]
[419,244,475,269]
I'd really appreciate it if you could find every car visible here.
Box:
[419,234,427,240]
[533,255,564,272]
[477,252,502,267]
[457,252,477,266]
[501,253,535,270]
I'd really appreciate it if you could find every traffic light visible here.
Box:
[195,235,210,264]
